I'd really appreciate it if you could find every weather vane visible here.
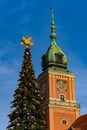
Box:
[21,36,33,48]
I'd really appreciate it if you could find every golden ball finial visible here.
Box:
[21,36,33,48]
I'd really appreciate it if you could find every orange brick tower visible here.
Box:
[37,8,80,130]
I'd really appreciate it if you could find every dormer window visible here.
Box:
[55,53,63,63]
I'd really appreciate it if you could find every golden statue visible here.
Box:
[21,36,33,47]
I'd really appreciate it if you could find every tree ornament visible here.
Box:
[16,110,19,114]
[29,87,33,90]
[16,97,20,101]
[9,115,13,120]
[24,91,28,96]
[24,99,28,105]
[21,73,25,77]
[26,69,28,72]
[21,36,33,48]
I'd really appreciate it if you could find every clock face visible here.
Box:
[57,80,66,91]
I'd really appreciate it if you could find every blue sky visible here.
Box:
[0,0,87,129]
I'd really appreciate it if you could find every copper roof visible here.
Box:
[68,114,87,129]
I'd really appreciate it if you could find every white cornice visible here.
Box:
[48,69,75,78]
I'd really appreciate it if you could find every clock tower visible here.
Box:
[37,8,80,130]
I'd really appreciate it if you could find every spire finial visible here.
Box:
[50,7,57,44]
[50,6,54,18]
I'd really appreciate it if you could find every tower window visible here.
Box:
[60,95,65,102]
[55,53,63,63]
[61,119,67,125]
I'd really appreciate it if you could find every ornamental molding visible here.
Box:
[48,70,75,78]
[46,98,80,110]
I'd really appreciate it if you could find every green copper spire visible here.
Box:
[50,7,57,45]
[41,8,68,71]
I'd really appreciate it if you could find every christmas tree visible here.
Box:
[7,36,47,130]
